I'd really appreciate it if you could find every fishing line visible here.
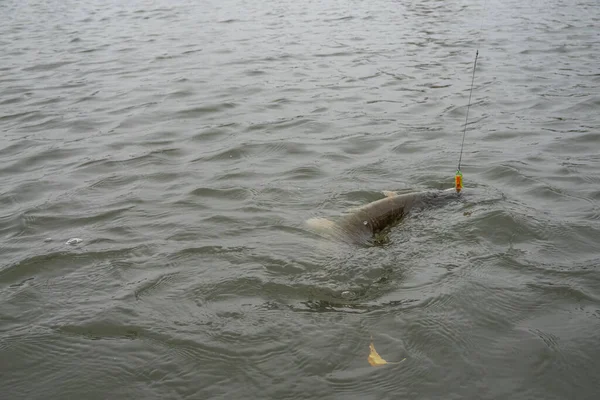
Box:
[457,50,478,172]
[454,49,478,194]
[455,0,487,194]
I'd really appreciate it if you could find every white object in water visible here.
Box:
[66,238,83,245]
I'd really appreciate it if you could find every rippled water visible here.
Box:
[2,0,600,398]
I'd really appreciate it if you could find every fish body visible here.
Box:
[307,188,458,244]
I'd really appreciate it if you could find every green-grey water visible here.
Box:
[2,0,600,398]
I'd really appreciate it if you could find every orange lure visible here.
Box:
[455,170,463,193]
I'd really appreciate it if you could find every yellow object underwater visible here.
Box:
[368,341,388,366]
[367,339,406,367]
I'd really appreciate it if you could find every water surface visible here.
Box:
[2,0,600,399]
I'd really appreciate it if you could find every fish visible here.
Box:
[306,188,460,245]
